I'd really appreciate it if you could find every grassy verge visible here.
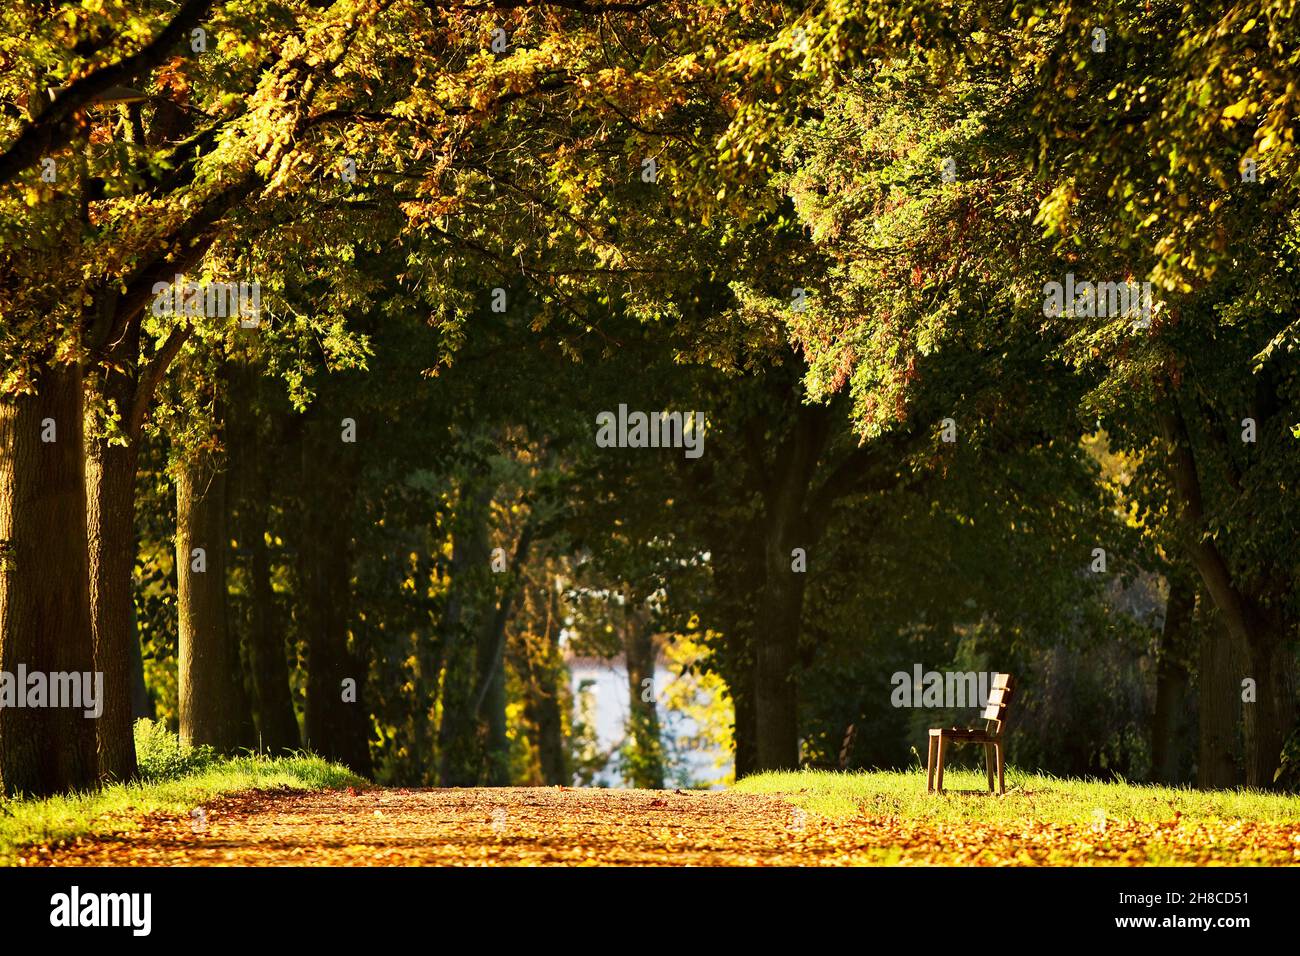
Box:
[0,753,364,866]
[735,768,1300,824]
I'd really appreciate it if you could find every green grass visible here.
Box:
[0,752,364,866]
[735,768,1300,824]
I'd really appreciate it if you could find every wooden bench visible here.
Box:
[926,673,1013,795]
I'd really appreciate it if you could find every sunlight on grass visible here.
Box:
[0,753,363,866]
[735,768,1300,825]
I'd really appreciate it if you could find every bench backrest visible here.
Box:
[981,673,1014,735]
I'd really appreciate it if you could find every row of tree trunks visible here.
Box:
[1,344,372,791]
[0,362,100,796]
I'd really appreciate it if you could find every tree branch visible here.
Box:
[0,0,215,184]
[130,322,192,437]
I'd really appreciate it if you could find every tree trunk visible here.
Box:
[731,667,758,779]
[239,486,300,752]
[84,298,190,778]
[1197,601,1243,789]
[1191,582,1295,788]
[512,581,568,785]
[229,385,299,753]
[472,519,536,786]
[623,598,664,789]
[176,455,244,751]
[754,487,814,771]
[753,403,828,771]
[1151,574,1195,784]
[0,362,100,796]
[532,587,568,785]
[1160,401,1294,787]
[473,604,510,786]
[437,481,493,786]
[754,569,804,771]
[706,525,760,779]
[83,311,149,782]
[85,415,140,781]
[129,602,153,720]
[1241,615,1296,789]
[298,418,370,775]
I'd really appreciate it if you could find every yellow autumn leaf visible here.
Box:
[1221,97,1253,120]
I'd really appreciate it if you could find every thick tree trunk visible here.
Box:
[1160,401,1294,787]
[83,313,149,782]
[85,425,140,781]
[84,302,189,779]
[300,521,369,772]
[754,480,814,771]
[1241,617,1296,789]
[623,599,664,789]
[1197,602,1243,789]
[754,567,804,771]
[176,456,244,751]
[1191,584,1295,788]
[298,420,370,775]
[753,403,828,771]
[1151,574,1195,784]
[0,363,100,796]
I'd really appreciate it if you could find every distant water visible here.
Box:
[568,660,731,789]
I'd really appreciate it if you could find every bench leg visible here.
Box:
[994,740,1005,795]
[984,743,994,793]
[926,735,937,793]
[935,735,947,794]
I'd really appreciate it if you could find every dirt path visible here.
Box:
[29,786,1300,866]
[34,786,850,866]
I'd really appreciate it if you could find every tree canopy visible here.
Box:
[1,0,1297,797]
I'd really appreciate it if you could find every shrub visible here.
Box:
[133,719,217,783]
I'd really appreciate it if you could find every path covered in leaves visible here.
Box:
[28,786,1300,866]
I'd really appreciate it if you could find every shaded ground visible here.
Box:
[24,784,1300,866]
